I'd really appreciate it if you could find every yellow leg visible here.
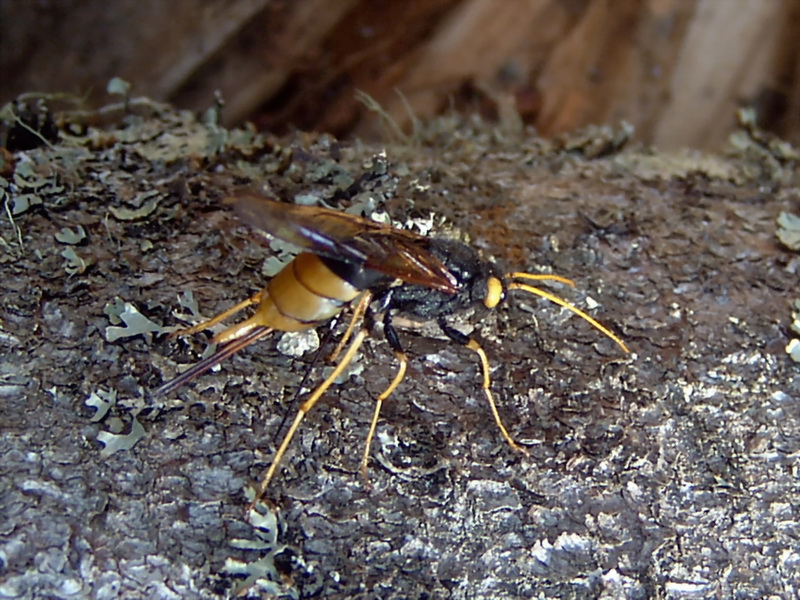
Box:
[169,290,264,338]
[326,292,371,363]
[360,351,408,482]
[248,327,369,510]
[465,338,530,455]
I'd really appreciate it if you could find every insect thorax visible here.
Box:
[387,239,501,320]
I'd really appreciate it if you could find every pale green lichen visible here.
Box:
[108,191,161,221]
[8,159,50,214]
[160,290,202,336]
[106,76,131,98]
[85,388,117,422]
[787,300,800,364]
[97,416,146,457]
[103,297,126,325]
[177,289,200,315]
[54,224,87,244]
[222,493,295,597]
[777,212,800,251]
[104,299,163,341]
[261,237,299,277]
[787,339,800,363]
[60,247,88,275]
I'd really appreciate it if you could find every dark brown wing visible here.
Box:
[227,194,459,293]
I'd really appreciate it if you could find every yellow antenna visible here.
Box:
[506,272,629,353]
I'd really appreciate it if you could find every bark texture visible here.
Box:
[2,97,799,598]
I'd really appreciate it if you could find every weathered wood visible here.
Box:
[2,1,800,148]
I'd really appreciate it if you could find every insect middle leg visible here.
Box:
[360,311,409,482]
[326,291,371,364]
[438,319,529,455]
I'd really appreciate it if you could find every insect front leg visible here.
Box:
[437,319,529,456]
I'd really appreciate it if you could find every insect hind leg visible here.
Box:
[248,293,373,510]
[169,290,264,339]
[438,319,529,456]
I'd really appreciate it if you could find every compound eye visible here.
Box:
[483,276,504,309]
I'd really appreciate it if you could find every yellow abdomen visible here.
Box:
[254,252,362,331]
[209,252,364,345]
